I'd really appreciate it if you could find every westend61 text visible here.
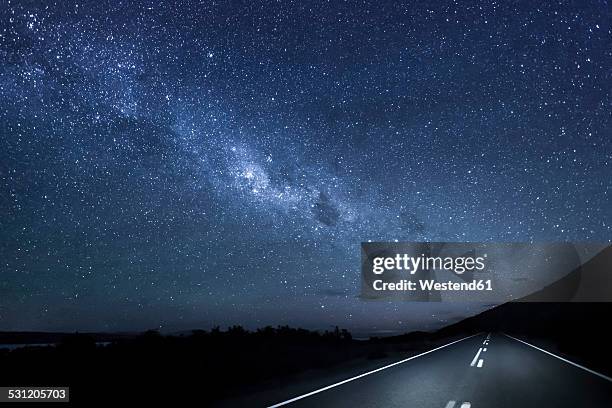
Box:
[372,279,493,292]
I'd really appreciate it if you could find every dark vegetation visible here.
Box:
[0,325,449,405]
[0,331,132,345]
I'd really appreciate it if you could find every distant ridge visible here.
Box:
[0,331,135,345]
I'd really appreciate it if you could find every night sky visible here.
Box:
[1,1,610,334]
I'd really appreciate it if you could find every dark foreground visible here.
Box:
[1,327,611,406]
[0,326,444,405]
[2,299,612,406]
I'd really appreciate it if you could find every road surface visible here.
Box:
[268,333,612,408]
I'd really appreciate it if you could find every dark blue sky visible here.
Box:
[1,0,610,334]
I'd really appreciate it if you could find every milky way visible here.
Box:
[1,0,610,334]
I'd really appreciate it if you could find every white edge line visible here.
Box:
[266,333,482,407]
[470,347,483,366]
[444,400,456,408]
[503,333,612,383]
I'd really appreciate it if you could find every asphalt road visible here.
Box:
[268,333,612,408]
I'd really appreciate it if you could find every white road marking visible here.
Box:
[460,403,471,408]
[470,347,483,366]
[486,333,490,340]
[503,333,612,383]
[483,348,487,352]
[266,333,482,407]
[477,359,484,368]
[444,401,456,408]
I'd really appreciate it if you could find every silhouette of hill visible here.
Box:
[0,331,135,345]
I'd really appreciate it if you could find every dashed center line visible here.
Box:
[445,400,471,408]
[439,337,487,407]
[470,347,483,366]
[471,333,489,368]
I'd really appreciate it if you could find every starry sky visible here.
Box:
[1,0,610,334]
